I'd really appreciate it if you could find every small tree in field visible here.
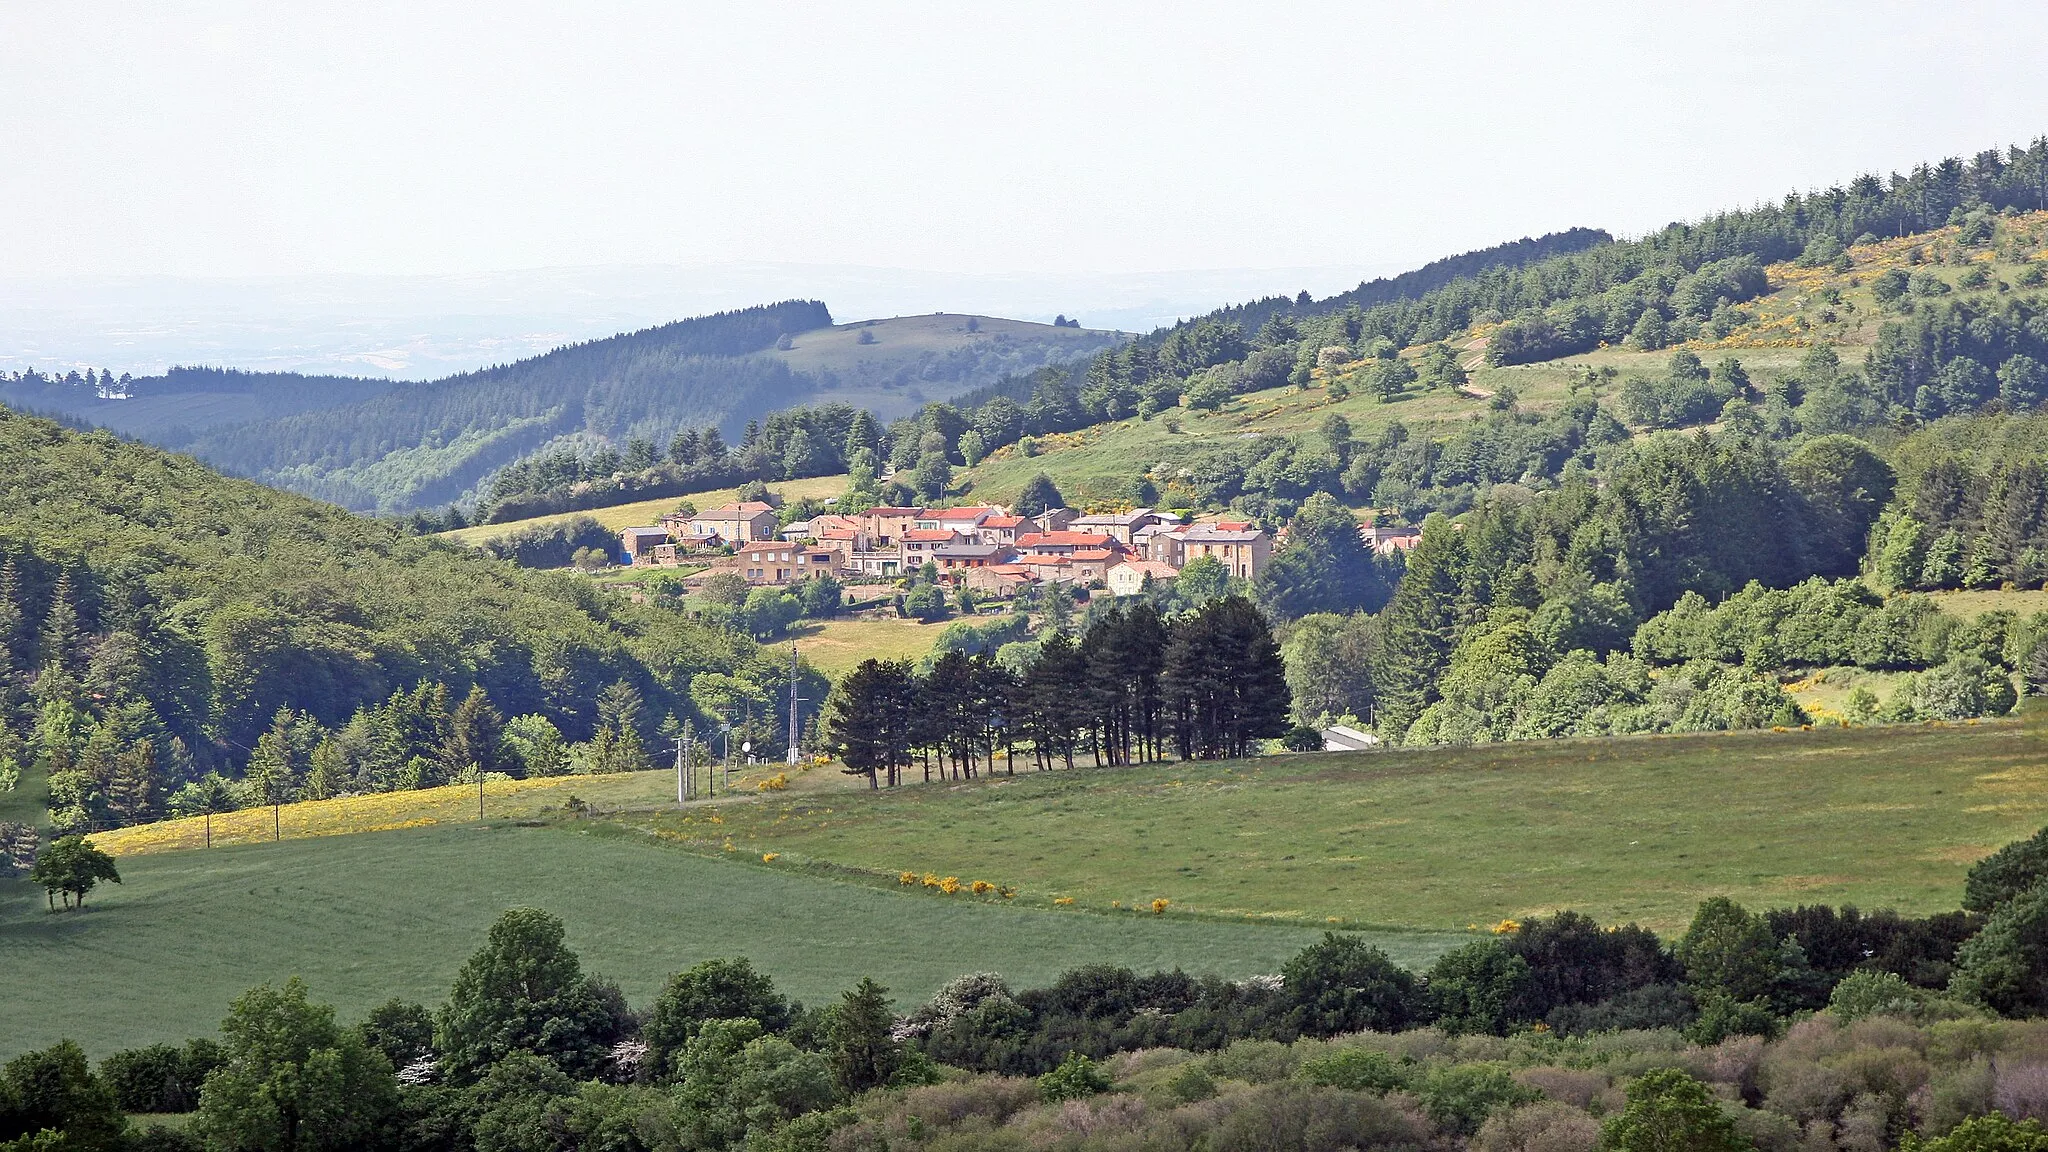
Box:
[29,835,120,911]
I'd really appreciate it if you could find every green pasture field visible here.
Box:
[634,719,2048,936]
[0,822,1407,1059]
[438,474,848,548]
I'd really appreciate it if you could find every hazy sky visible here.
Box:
[5,2,2048,282]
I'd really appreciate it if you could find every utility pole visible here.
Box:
[673,734,689,803]
[787,639,802,766]
[477,771,485,820]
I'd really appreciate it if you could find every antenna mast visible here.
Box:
[787,640,802,765]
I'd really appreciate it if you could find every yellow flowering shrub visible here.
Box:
[1151,898,1170,915]
[890,865,1014,899]
[1053,897,1075,906]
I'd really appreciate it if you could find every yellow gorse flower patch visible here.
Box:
[893,865,1014,899]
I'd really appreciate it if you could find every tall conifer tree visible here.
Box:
[1371,516,1467,739]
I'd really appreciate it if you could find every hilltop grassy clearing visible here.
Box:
[633,719,2048,934]
[958,362,1579,509]
[440,474,848,547]
[791,617,956,678]
[765,313,1123,417]
[0,822,1394,1059]
[959,213,2048,512]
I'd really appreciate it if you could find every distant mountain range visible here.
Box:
[0,261,1399,380]
[0,302,1123,512]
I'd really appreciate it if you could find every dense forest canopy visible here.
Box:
[0,408,823,836]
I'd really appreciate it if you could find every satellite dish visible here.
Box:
[741,741,752,754]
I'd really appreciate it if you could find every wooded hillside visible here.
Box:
[0,407,821,836]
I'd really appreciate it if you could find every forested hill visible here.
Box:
[1197,227,1614,340]
[0,302,1122,514]
[0,405,815,833]
[1047,143,2048,426]
[175,301,833,510]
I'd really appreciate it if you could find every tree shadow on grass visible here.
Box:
[0,874,117,938]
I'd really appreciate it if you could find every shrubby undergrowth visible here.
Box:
[18,822,2048,1151]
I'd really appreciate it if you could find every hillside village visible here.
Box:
[616,498,1413,600]
[27,9,2048,1152]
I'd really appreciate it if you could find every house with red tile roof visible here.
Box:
[899,527,964,571]
[1066,548,1118,584]
[917,505,1004,536]
[972,513,1038,546]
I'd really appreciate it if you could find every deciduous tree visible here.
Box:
[435,908,621,1084]
[195,978,397,1152]
[28,835,119,912]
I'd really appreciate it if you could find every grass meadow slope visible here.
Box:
[635,719,2048,934]
[0,823,1365,1059]
[8,718,2043,1058]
